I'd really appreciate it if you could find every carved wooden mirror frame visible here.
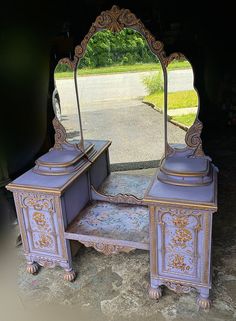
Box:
[52,5,205,159]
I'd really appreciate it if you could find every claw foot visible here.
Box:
[26,262,39,275]
[64,268,76,282]
[148,286,162,300]
[197,295,211,309]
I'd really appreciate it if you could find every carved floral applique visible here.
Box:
[168,254,190,272]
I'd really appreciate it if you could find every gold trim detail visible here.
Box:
[36,234,54,249]
[33,212,47,228]
[163,281,191,293]
[21,193,54,212]
[173,216,189,228]
[172,228,192,248]
[81,240,134,255]
[74,6,166,64]
[168,254,191,272]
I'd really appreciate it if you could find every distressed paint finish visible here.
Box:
[67,201,149,245]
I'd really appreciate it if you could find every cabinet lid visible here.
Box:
[33,141,94,175]
[160,157,209,177]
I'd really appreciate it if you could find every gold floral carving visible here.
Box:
[172,228,192,248]
[163,281,191,293]
[172,216,192,248]
[22,193,54,212]
[173,216,189,228]
[168,254,190,271]
[37,234,53,249]
[81,241,134,255]
[185,119,205,157]
[33,212,46,227]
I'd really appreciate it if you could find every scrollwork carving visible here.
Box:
[185,119,205,157]
[91,185,146,205]
[74,6,166,64]
[81,240,134,255]
[164,52,185,68]
[21,192,54,212]
[163,281,191,293]
[52,116,68,150]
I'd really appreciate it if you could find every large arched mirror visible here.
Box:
[76,28,165,164]
[51,5,204,167]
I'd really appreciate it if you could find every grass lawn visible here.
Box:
[171,113,196,127]
[55,60,191,79]
[143,90,198,110]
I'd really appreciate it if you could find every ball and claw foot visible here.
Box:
[148,286,162,300]
[26,262,39,275]
[64,268,76,282]
[197,295,211,309]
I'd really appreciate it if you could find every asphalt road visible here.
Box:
[56,69,192,163]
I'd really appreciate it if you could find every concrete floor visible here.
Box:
[2,136,236,321]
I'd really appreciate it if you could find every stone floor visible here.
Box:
[1,134,236,321]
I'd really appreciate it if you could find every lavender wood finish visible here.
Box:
[6,140,111,280]
[146,164,218,309]
[6,6,219,310]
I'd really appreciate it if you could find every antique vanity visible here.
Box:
[6,6,218,309]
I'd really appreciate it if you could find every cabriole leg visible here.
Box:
[197,288,211,309]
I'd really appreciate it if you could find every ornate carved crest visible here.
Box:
[74,6,166,64]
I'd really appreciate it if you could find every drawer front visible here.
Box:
[156,207,206,283]
[15,192,66,259]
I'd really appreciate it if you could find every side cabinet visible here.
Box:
[13,191,75,280]
[149,205,214,308]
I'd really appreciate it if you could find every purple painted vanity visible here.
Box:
[6,6,218,310]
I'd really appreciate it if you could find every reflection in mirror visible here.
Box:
[76,28,164,165]
[167,56,198,149]
[54,62,81,143]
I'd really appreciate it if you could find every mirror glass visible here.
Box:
[76,28,164,165]
[54,61,81,143]
[167,56,198,149]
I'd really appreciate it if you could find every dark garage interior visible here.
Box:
[1,1,236,320]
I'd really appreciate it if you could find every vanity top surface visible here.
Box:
[6,140,110,194]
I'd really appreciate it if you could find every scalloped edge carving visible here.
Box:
[81,240,134,255]
[163,281,192,293]
[91,185,146,205]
